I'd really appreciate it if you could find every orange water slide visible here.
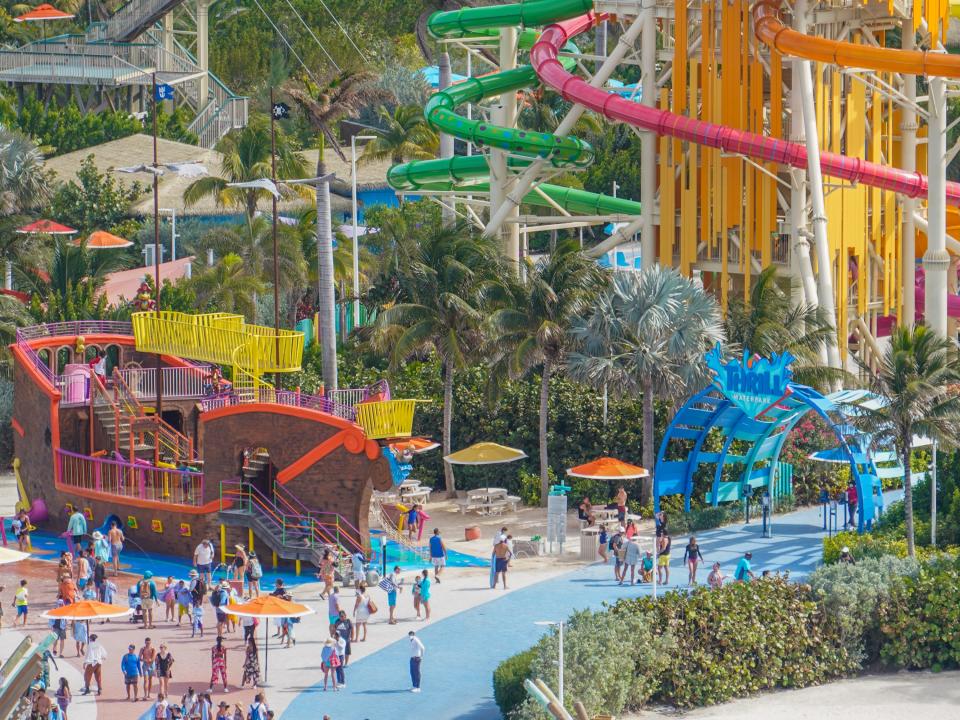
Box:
[752,1,958,76]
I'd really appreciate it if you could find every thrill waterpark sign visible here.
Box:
[705,344,796,419]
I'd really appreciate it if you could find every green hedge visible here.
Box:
[493,647,536,717]
[822,531,947,564]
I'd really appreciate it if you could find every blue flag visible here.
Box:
[154,83,175,101]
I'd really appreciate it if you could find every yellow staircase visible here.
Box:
[132,311,303,399]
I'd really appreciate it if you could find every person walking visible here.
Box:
[210,581,230,636]
[107,521,124,576]
[54,677,71,720]
[846,483,859,529]
[93,557,106,603]
[334,631,347,688]
[622,535,641,585]
[247,552,263,597]
[320,639,339,692]
[194,539,215,587]
[138,571,158,629]
[657,533,672,586]
[14,579,28,626]
[248,693,268,720]
[121,643,141,702]
[609,527,624,581]
[492,537,511,590]
[734,551,755,582]
[707,561,725,589]
[418,569,432,620]
[241,638,260,688]
[333,610,353,667]
[408,631,424,693]
[72,619,88,658]
[353,583,373,641]
[598,525,609,563]
[317,550,336,600]
[683,536,705,586]
[67,508,87,553]
[209,636,228,693]
[81,633,107,695]
[156,643,174,696]
[327,586,342,633]
[139,637,156,700]
[428,529,446,583]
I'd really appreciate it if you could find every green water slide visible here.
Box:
[386,0,639,218]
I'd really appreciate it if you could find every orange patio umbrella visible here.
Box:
[389,436,440,454]
[567,457,649,480]
[224,594,314,683]
[14,4,74,39]
[80,230,133,249]
[40,599,132,621]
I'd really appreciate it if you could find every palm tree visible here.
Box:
[183,116,309,221]
[725,266,846,391]
[18,236,130,322]
[0,125,51,286]
[286,70,383,391]
[360,104,438,165]
[188,253,265,320]
[850,325,960,557]
[373,221,502,496]
[568,268,725,504]
[489,239,606,505]
[519,89,603,137]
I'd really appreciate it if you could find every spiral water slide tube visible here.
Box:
[531,11,960,207]
[387,0,642,218]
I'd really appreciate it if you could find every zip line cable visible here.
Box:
[308,0,369,64]
[279,0,343,72]
[250,0,338,80]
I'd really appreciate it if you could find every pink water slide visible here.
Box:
[530,13,960,206]
[913,268,960,318]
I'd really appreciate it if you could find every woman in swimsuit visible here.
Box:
[232,545,247,582]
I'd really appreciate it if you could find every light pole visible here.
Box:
[159,208,178,261]
[350,134,376,331]
[533,620,564,707]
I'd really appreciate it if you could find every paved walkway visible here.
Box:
[286,498,861,720]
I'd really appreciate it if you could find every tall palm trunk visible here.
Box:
[539,362,552,506]
[902,436,916,557]
[442,358,456,496]
[315,138,338,391]
[641,377,655,506]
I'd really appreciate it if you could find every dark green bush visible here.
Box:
[878,556,960,670]
[493,647,536,718]
[822,531,947,565]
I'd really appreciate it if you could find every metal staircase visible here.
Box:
[0,0,247,148]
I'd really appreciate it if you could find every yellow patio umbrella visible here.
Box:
[443,442,527,465]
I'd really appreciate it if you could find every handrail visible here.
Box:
[370,495,429,561]
[89,370,121,457]
[111,367,143,417]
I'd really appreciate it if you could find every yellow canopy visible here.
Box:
[444,442,527,465]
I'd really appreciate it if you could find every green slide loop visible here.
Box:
[427,0,593,39]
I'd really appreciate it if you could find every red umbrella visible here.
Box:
[14,4,74,39]
[16,219,78,235]
[14,4,74,21]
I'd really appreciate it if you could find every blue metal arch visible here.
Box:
[654,383,897,531]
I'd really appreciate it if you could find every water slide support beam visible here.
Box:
[902,21,917,328]
[640,0,656,268]
[925,73,949,337]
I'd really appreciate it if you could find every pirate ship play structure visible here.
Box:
[10,312,421,572]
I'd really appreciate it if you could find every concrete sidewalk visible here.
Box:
[285,499,848,719]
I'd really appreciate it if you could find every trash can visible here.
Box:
[63,364,89,403]
[580,527,600,562]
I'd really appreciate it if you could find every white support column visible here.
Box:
[640,0,656,268]
[790,0,812,307]
[485,9,648,236]
[489,28,520,265]
[438,52,456,228]
[163,12,174,57]
[901,21,917,328]
[925,74,949,337]
[798,58,842,369]
[196,0,211,105]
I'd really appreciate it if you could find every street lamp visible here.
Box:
[350,134,376,331]
[159,208,178,262]
[533,620,564,707]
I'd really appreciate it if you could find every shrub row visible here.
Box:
[495,555,960,719]
[822,530,947,564]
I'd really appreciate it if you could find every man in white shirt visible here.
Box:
[82,634,108,695]
[408,631,425,693]
[193,539,215,585]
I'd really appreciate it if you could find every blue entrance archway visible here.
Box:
[654,349,902,533]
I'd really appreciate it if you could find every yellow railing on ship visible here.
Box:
[131,311,303,372]
[355,399,423,440]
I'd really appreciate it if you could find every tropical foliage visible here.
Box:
[360,104,438,165]
[51,156,142,235]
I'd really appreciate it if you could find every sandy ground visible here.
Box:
[624,670,960,719]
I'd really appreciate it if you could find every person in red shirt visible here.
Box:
[846,483,858,529]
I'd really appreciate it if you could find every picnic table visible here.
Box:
[402,487,432,504]
[455,487,521,515]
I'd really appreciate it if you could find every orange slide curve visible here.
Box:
[752,1,959,77]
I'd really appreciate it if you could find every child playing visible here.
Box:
[598,526,609,563]
[14,580,28,626]
[176,582,192,626]
[191,602,204,638]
